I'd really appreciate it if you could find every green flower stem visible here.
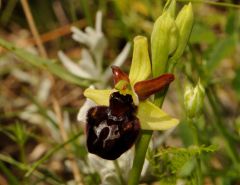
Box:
[128,94,166,185]
[188,118,202,185]
[19,143,29,185]
[195,157,202,185]
[128,57,181,185]
[19,143,27,165]
[114,160,126,185]
[128,46,173,185]
[128,130,152,185]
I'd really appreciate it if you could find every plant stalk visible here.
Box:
[19,143,27,165]
[128,49,175,185]
[128,130,152,185]
[128,93,166,185]
[114,160,126,185]
[188,118,202,185]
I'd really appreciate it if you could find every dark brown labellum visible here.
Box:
[86,92,140,160]
[85,67,175,159]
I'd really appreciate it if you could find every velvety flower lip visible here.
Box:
[86,91,140,160]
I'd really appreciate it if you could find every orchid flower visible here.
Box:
[80,36,179,160]
[58,11,131,88]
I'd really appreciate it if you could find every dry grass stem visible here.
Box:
[52,98,84,185]
[20,0,47,58]
[28,19,86,45]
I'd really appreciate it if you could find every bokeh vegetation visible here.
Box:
[0,0,240,184]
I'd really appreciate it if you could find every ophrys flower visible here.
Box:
[81,36,179,160]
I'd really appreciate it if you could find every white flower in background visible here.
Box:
[88,150,133,185]
[8,68,69,143]
[58,11,131,88]
[87,149,149,185]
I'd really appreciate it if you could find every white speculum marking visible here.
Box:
[94,121,120,147]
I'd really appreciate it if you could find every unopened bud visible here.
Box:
[172,3,193,61]
[163,0,176,18]
[184,80,205,118]
[151,11,178,77]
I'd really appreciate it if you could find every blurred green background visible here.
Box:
[0,0,240,185]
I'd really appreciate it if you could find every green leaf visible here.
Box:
[0,154,28,171]
[0,38,92,87]
[205,35,236,76]
[1,123,29,146]
[190,23,217,44]
[225,11,238,35]
[233,68,240,101]
[137,101,179,130]
[0,161,19,185]
[84,88,113,106]
[156,145,218,174]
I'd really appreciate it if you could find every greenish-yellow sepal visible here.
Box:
[129,36,151,85]
[137,101,179,130]
[83,88,113,106]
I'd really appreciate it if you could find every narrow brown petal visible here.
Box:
[111,66,130,85]
[134,74,174,100]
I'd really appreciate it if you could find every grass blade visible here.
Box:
[0,38,94,87]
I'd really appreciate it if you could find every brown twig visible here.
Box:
[52,98,84,185]
[28,19,86,45]
[20,0,47,58]
[0,19,86,57]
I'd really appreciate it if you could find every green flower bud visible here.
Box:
[171,3,193,61]
[163,0,176,18]
[184,80,205,118]
[151,11,178,77]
